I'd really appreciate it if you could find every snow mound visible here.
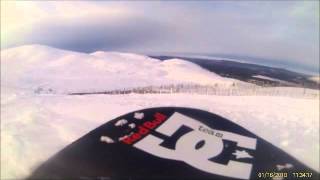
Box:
[1,45,243,94]
[160,58,232,85]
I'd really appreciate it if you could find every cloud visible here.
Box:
[1,1,132,48]
[1,1,319,73]
[22,15,174,53]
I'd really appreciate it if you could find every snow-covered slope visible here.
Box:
[1,45,241,94]
[1,45,319,179]
[1,93,319,179]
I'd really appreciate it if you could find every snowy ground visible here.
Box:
[1,45,319,179]
[1,91,319,179]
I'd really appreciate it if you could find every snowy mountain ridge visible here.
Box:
[1,45,243,94]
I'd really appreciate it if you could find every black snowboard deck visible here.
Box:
[28,107,319,180]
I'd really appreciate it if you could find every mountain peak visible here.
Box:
[1,44,241,93]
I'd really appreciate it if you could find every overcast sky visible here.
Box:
[1,1,319,74]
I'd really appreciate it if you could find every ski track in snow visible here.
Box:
[1,93,319,179]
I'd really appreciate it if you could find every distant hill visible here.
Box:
[151,56,319,90]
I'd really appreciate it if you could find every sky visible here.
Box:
[1,1,319,74]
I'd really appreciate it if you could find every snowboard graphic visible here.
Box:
[28,107,318,180]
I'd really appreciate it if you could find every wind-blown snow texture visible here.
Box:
[1,45,319,179]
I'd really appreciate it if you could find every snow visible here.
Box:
[1,45,319,179]
[252,75,290,84]
[1,45,242,94]
[160,58,231,85]
[1,93,319,179]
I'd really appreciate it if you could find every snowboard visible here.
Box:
[28,107,319,180]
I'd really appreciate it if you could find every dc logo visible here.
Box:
[133,112,257,180]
